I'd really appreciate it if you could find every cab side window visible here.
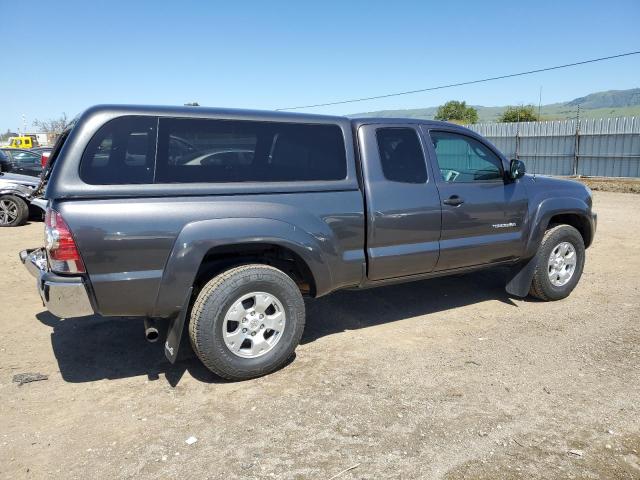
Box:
[430,131,503,183]
[376,128,427,183]
[80,116,156,184]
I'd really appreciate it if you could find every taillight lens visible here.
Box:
[45,208,85,273]
[41,152,50,167]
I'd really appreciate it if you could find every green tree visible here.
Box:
[499,105,538,122]
[434,100,478,124]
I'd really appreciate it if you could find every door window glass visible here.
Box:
[375,128,427,183]
[430,131,503,182]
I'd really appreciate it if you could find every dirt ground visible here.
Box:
[574,177,640,194]
[1,191,639,480]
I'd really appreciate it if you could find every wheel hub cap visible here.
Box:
[0,199,18,225]
[547,241,577,287]
[222,291,286,358]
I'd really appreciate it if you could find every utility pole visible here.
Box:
[515,104,521,160]
[534,87,543,167]
[537,86,543,121]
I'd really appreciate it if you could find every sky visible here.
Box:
[1,0,639,132]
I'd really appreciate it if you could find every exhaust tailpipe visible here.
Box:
[144,318,160,343]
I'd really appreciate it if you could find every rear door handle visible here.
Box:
[443,195,464,206]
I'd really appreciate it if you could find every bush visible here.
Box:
[500,105,538,123]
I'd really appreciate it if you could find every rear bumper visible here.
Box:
[19,248,94,318]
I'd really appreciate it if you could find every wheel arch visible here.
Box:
[193,242,318,298]
[524,197,594,258]
[152,217,331,319]
[0,187,31,200]
[546,212,593,248]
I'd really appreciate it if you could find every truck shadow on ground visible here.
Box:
[301,267,518,344]
[37,267,518,387]
[35,311,219,387]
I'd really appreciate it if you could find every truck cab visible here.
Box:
[355,119,530,280]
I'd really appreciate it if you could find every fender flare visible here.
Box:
[523,196,592,258]
[506,196,592,297]
[152,217,334,318]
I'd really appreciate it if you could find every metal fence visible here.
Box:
[466,117,640,177]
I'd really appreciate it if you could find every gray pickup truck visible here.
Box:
[20,105,596,380]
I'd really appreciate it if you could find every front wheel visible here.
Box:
[529,224,585,301]
[189,264,305,380]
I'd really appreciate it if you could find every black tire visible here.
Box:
[0,195,29,227]
[529,224,585,301]
[189,264,305,380]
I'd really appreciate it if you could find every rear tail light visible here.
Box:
[40,152,50,167]
[45,208,85,274]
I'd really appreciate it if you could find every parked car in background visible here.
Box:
[181,148,255,166]
[31,147,52,169]
[0,171,39,227]
[0,148,43,177]
[20,105,597,380]
[31,147,53,155]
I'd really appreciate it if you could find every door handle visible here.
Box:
[443,195,464,206]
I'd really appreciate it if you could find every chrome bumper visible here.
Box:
[19,248,94,318]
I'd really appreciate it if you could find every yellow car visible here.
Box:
[5,136,35,149]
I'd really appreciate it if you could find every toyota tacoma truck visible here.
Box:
[20,105,596,380]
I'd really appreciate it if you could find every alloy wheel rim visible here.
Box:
[0,199,18,225]
[222,291,286,358]
[547,241,577,287]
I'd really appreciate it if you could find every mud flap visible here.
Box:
[505,255,538,297]
[164,287,193,364]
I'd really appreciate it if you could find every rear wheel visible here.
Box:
[0,195,29,227]
[529,224,585,301]
[189,264,305,380]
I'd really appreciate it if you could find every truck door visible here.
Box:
[422,127,528,271]
[358,124,441,280]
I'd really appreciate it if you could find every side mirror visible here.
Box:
[509,159,526,180]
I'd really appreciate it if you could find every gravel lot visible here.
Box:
[1,191,639,479]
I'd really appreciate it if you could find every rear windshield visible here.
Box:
[79,116,347,185]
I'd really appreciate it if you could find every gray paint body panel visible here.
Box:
[58,191,364,317]
[358,124,442,280]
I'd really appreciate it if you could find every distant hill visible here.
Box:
[350,88,640,122]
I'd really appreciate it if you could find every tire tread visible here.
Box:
[189,264,304,380]
[529,224,584,301]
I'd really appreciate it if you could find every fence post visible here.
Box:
[573,106,581,176]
